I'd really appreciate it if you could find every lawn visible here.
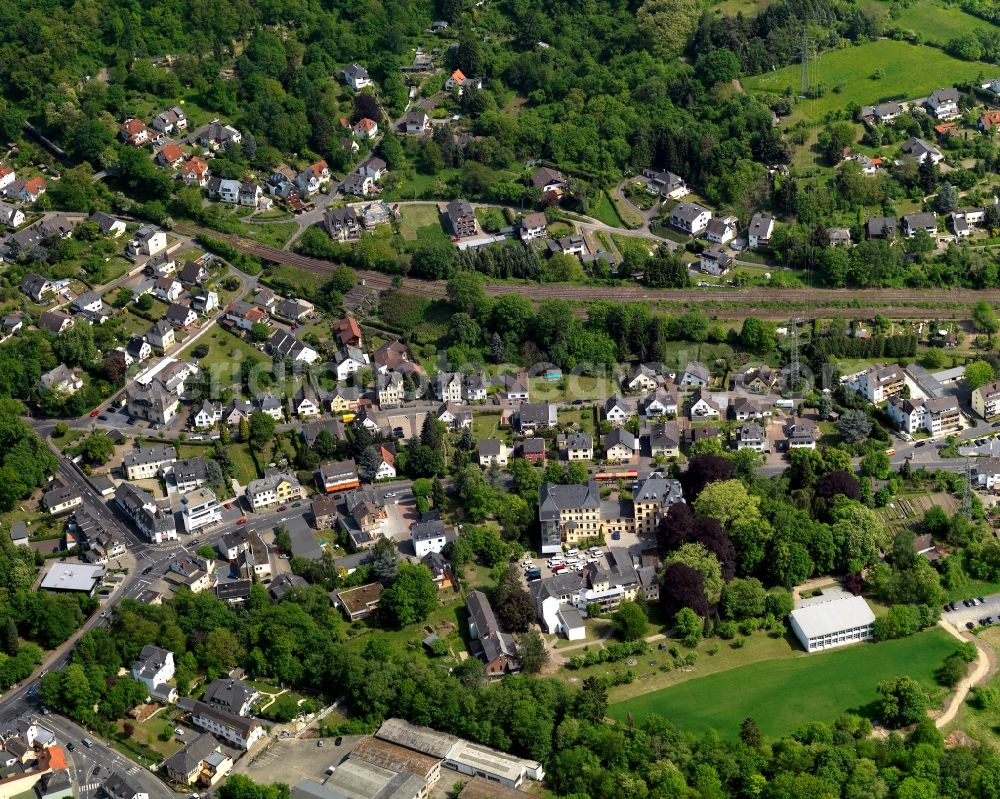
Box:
[244,221,299,249]
[180,327,266,386]
[179,441,259,485]
[609,628,957,740]
[588,191,627,228]
[398,203,445,240]
[268,264,332,294]
[527,375,619,403]
[875,0,993,46]
[471,411,505,442]
[744,40,993,123]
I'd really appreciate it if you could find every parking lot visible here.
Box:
[239,736,363,785]
[944,592,1000,629]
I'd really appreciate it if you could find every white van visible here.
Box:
[566,548,579,556]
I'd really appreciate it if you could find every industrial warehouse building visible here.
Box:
[789,594,876,653]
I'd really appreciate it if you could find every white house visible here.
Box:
[194,400,222,429]
[669,202,712,235]
[478,439,509,467]
[705,215,739,245]
[128,226,167,257]
[131,644,176,696]
[412,519,447,557]
[688,390,722,419]
[603,396,632,426]
[341,64,373,90]
[0,203,24,228]
[748,214,774,249]
[925,87,960,120]
[152,278,183,303]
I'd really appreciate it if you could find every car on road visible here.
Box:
[90,409,99,417]
[915,440,926,448]
[237,518,247,525]
[279,554,290,559]
[384,492,396,499]
[40,706,50,715]
[126,418,136,426]
[967,622,976,630]
[979,596,987,603]
[277,505,287,511]
[224,502,233,509]
[93,766,100,776]
[82,738,93,748]
[976,439,988,446]
[335,737,343,746]
[142,566,153,575]
[292,501,301,508]
[27,685,36,696]
[66,743,75,752]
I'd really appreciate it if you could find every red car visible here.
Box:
[90,409,99,417]
[236,518,247,525]
[277,505,287,512]
[224,502,233,510]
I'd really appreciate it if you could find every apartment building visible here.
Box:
[123,444,178,481]
[973,379,1000,419]
[856,364,906,403]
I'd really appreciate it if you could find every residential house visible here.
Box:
[0,164,14,193]
[334,346,369,381]
[520,437,546,464]
[860,102,904,124]
[669,202,712,235]
[39,364,82,395]
[688,389,722,419]
[130,644,176,699]
[560,431,594,461]
[437,402,472,429]
[412,518,447,558]
[198,122,242,150]
[530,167,568,195]
[164,303,198,329]
[479,439,509,468]
[603,428,638,462]
[333,582,383,621]
[603,395,633,426]
[9,176,46,202]
[334,316,362,348]
[147,319,175,351]
[152,277,183,303]
[295,161,331,196]
[327,386,360,415]
[901,136,944,164]
[341,172,374,196]
[146,251,177,278]
[678,361,709,388]
[179,259,208,286]
[647,421,681,459]
[925,87,960,120]
[202,678,259,718]
[902,211,938,238]
[293,384,321,417]
[856,363,906,402]
[464,374,489,402]
[341,64,373,90]
[123,445,177,480]
[225,300,267,331]
[731,396,767,421]
[785,418,818,449]
[518,402,558,432]
[404,111,430,133]
[0,202,24,228]
[626,363,661,393]
[827,227,852,247]
[20,272,53,302]
[156,144,185,168]
[359,157,387,180]
[353,118,378,139]
[642,168,689,200]
[519,212,548,241]
[435,372,465,404]
[700,247,733,275]
[125,336,154,365]
[119,118,150,146]
[273,297,314,322]
[641,388,679,418]
[738,365,778,394]
[705,215,739,244]
[128,225,167,257]
[867,216,898,239]
[467,590,519,677]
[547,233,586,256]
[979,111,1000,132]
[973,380,1000,418]
[748,213,774,248]
[736,421,768,452]
[445,198,478,237]
[256,393,283,421]
[377,370,405,408]
[37,310,74,335]
[372,444,397,480]
[125,380,179,425]
[180,157,210,186]
[238,181,267,209]
[172,457,209,493]
[445,68,483,95]
[268,328,319,364]
[151,106,187,134]
[41,480,83,516]
[189,702,266,751]
[87,212,126,237]
[246,469,303,511]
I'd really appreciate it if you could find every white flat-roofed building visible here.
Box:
[40,562,106,594]
[789,595,876,653]
[180,487,222,533]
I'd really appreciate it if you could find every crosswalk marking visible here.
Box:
[80,783,100,792]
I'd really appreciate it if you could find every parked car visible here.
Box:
[317,740,325,748]
[237,518,247,525]
[967,622,976,630]
[335,737,343,746]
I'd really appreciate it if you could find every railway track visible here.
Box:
[183,225,1000,313]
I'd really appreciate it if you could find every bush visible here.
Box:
[717,621,738,640]
[732,637,748,649]
[972,686,998,709]
[936,653,968,688]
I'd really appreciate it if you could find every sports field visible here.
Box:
[608,627,956,739]
[744,40,992,122]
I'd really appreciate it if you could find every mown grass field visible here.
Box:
[872,0,993,46]
[398,203,445,240]
[608,628,957,739]
[744,40,992,122]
